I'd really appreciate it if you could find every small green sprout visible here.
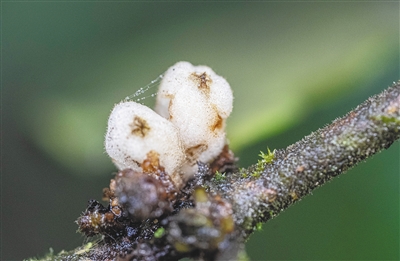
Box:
[213,171,226,182]
[251,171,261,178]
[154,227,165,238]
[74,242,94,255]
[256,222,263,231]
[237,250,250,261]
[371,115,400,124]
[239,167,248,178]
[250,148,276,178]
[259,147,275,164]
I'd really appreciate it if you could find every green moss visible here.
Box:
[269,210,275,218]
[242,217,254,232]
[239,167,248,178]
[249,148,276,179]
[26,238,104,260]
[255,222,263,231]
[371,115,400,125]
[251,171,261,178]
[212,171,226,183]
[24,248,55,261]
[237,249,250,261]
[74,242,94,255]
[258,148,275,164]
[154,227,165,238]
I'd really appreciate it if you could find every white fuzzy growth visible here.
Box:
[154,61,233,169]
[155,62,233,119]
[105,62,234,185]
[105,101,185,186]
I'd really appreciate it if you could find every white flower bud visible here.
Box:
[105,101,185,187]
[154,61,233,171]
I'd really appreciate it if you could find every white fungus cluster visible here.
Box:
[105,61,233,188]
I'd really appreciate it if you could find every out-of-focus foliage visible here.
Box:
[2,2,398,260]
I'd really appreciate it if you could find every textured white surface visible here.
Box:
[155,61,233,169]
[105,101,185,186]
[105,62,233,185]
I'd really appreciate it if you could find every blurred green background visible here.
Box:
[2,2,399,260]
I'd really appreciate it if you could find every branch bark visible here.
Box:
[28,82,400,261]
[207,82,400,239]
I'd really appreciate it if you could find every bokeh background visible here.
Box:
[2,2,399,260]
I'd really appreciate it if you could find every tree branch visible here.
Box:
[207,82,400,239]
[28,82,400,261]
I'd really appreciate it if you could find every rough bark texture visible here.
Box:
[28,82,400,261]
[206,82,400,240]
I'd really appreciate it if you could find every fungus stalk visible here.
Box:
[29,63,400,261]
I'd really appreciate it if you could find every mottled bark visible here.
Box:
[207,82,400,241]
